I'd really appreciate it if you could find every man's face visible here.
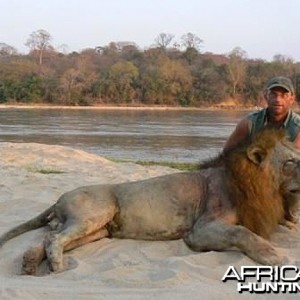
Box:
[266,86,295,116]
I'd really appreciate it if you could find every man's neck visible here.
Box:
[266,110,289,126]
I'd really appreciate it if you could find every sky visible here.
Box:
[0,0,300,62]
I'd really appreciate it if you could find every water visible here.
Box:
[0,108,250,163]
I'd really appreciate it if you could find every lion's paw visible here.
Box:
[248,242,283,265]
[280,219,300,231]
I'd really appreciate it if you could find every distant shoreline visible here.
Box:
[0,104,257,111]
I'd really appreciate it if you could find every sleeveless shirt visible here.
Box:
[247,108,300,141]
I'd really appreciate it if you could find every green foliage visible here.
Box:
[183,47,199,65]
[135,160,199,171]
[0,84,6,103]
[26,165,65,174]
[0,42,299,106]
[107,61,139,103]
[110,158,199,171]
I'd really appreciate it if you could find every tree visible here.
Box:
[59,68,84,104]
[192,59,228,105]
[0,59,41,102]
[272,54,295,77]
[25,29,53,65]
[159,58,193,105]
[0,43,18,56]
[107,61,139,103]
[180,33,203,65]
[183,47,199,65]
[227,47,247,97]
[181,32,203,51]
[138,65,166,105]
[154,33,175,49]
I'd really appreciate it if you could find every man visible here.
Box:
[224,76,300,226]
[223,76,300,151]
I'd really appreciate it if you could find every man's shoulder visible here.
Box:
[247,108,266,121]
[290,111,300,127]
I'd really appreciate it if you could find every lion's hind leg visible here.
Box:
[21,217,62,275]
[184,220,283,265]
[45,211,115,273]
[22,242,46,275]
[22,229,109,275]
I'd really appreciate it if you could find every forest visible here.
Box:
[1,30,300,107]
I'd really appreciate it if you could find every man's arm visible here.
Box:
[293,131,300,151]
[223,118,250,152]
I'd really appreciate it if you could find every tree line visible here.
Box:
[1,29,300,107]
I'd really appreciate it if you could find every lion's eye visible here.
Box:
[283,160,297,175]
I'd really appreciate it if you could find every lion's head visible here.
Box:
[204,128,300,238]
[226,128,300,238]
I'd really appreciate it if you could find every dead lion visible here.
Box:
[0,128,300,275]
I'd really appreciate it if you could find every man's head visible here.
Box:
[265,76,295,94]
[264,76,295,118]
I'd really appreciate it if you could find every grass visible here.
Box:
[26,166,65,174]
[135,160,199,171]
[26,160,199,174]
[109,158,199,171]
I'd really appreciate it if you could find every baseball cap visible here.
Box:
[265,76,295,94]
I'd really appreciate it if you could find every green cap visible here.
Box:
[265,76,294,94]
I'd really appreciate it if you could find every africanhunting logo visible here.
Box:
[222,266,300,293]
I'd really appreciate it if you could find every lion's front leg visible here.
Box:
[283,193,300,225]
[184,220,283,265]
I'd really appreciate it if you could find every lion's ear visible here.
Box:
[247,146,267,165]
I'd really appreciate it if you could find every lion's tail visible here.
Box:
[0,205,55,247]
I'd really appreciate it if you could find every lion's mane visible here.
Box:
[203,129,288,238]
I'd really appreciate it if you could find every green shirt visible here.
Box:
[247,108,300,142]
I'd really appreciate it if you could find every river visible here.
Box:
[0,108,251,163]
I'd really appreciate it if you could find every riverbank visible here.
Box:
[0,103,259,111]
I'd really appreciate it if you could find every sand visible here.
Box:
[0,142,300,299]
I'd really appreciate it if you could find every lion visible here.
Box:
[0,128,300,275]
